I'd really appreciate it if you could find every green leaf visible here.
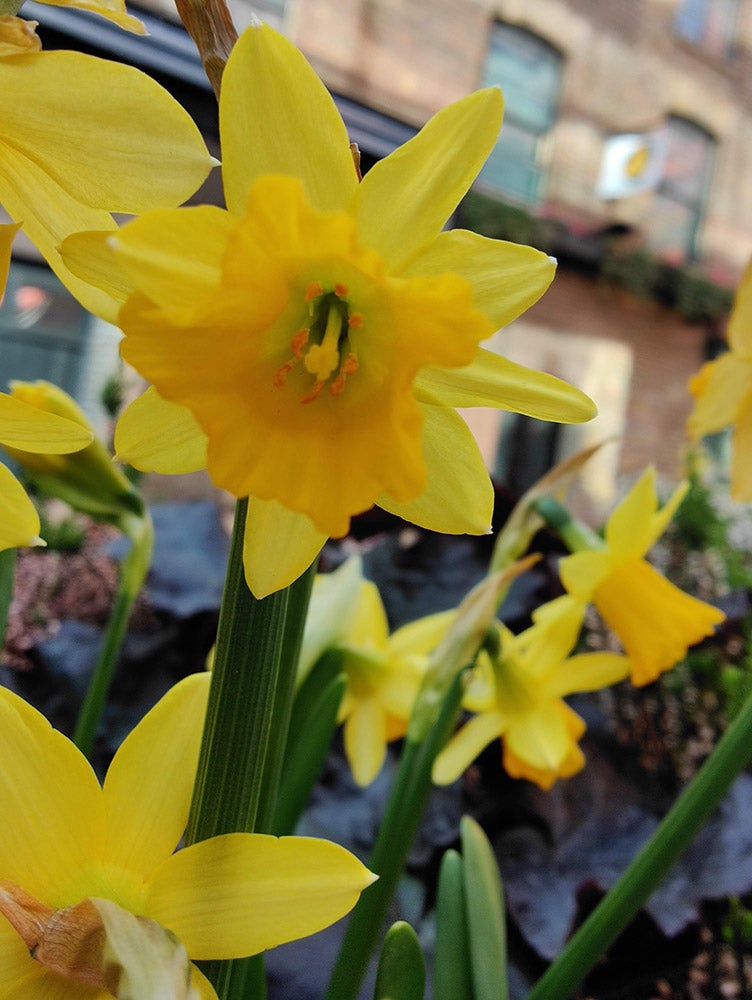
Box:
[434,849,472,1000]
[461,816,508,1000]
[0,547,16,651]
[374,921,425,1000]
[273,668,346,835]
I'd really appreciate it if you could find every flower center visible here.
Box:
[274,281,362,403]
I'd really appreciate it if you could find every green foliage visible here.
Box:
[374,922,425,1000]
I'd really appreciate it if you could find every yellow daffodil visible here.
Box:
[559,467,725,686]
[0,14,213,319]
[96,23,595,599]
[0,387,93,550]
[301,558,445,786]
[687,259,752,501]
[5,381,141,528]
[0,673,375,998]
[433,597,630,790]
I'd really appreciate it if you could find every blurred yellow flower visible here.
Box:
[0,15,213,318]
[687,259,752,501]
[0,674,375,998]
[6,380,141,529]
[559,467,725,686]
[0,387,92,550]
[104,23,595,598]
[301,558,448,786]
[432,597,630,790]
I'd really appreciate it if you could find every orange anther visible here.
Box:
[341,352,359,375]
[305,281,324,302]
[334,283,349,298]
[300,380,326,404]
[273,362,294,388]
[348,313,363,329]
[291,328,310,357]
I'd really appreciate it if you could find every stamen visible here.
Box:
[334,283,349,298]
[291,328,309,357]
[348,313,363,329]
[273,362,294,388]
[304,281,324,302]
[304,308,343,381]
[300,380,326,404]
[329,353,359,396]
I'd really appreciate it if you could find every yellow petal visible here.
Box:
[503,702,585,789]
[0,51,210,215]
[299,557,364,684]
[37,0,146,33]
[344,698,388,786]
[0,221,20,294]
[58,230,133,318]
[0,462,40,549]
[103,674,211,881]
[687,354,752,440]
[0,50,212,315]
[191,965,218,1000]
[505,701,583,774]
[243,498,326,599]
[432,711,503,785]
[604,468,687,558]
[114,388,208,475]
[354,88,503,271]
[220,23,357,215]
[0,686,104,903]
[146,833,376,960]
[345,580,389,649]
[378,405,493,534]
[388,609,455,659]
[731,389,752,501]
[727,257,752,355]
[558,549,613,601]
[0,916,42,993]
[415,349,597,423]
[404,229,555,330]
[546,652,631,698]
[113,207,233,310]
[0,391,92,454]
[594,558,725,685]
[0,15,41,56]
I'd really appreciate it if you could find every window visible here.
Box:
[675,0,741,57]
[478,23,562,205]
[646,116,715,263]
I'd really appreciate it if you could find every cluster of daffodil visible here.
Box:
[1,0,752,998]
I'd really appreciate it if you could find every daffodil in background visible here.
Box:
[94,23,595,598]
[687,258,752,501]
[0,387,93,550]
[301,558,451,786]
[432,597,630,790]
[559,467,725,686]
[0,673,375,998]
[0,12,213,319]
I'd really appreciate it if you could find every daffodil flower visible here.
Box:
[687,259,752,501]
[0,673,375,998]
[0,14,213,319]
[5,380,141,528]
[432,597,630,789]
[559,467,725,686]
[91,23,595,598]
[0,387,93,550]
[301,558,447,786]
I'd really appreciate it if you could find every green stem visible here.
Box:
[324,671,466,1000]
[532,497,603,553]
[0,547,16,652]
[73,512,153,757]
[185,498,315,1000]
[528,681,752,1000]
